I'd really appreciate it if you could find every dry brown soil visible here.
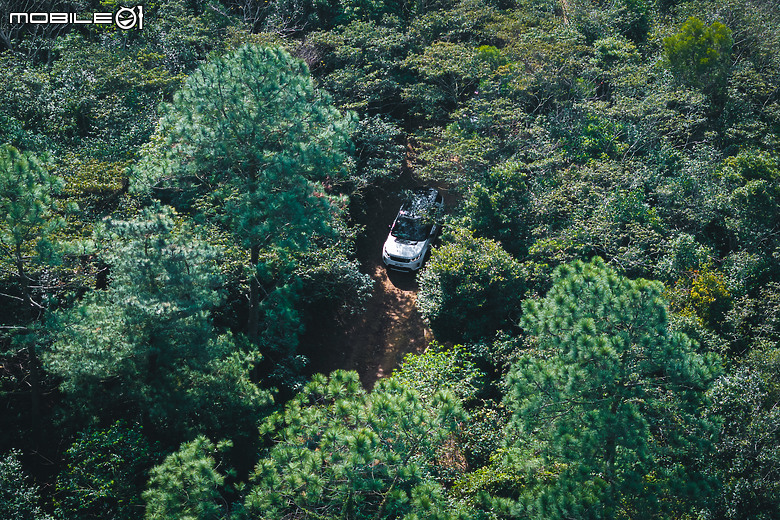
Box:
[340,263,432,389]
[301,183,444,389]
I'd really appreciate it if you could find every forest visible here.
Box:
[1,0,780,518]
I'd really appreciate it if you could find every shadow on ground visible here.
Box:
[300,180,436,388]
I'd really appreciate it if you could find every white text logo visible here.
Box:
[9,6,143,30]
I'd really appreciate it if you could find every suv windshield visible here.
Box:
[391,217,431,242]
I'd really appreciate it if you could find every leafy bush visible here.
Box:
[417,229,525,343]
[664,16,733,97]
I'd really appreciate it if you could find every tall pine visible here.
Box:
[135,44,354,345]
[505,258,720,519]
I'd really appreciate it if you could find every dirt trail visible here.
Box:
[560,0,571,23]
[341,263,432,388]
[301,185,435,389]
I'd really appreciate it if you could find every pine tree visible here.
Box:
[0,144,67,445]
[143,436,232,520]
[135,44,354,345]
[0,144,64,315]
[44,206,271,438]
[244,370,467,520]
[505,258,720,519]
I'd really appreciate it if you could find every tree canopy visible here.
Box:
[3,1,780,518]
[505,258,720,519]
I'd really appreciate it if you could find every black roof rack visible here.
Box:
[400,188,438,218]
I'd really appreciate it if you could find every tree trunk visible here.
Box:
[248,244,260,344]
[16,244,42,445]
[28,341,42,447]
[603,396,621,515]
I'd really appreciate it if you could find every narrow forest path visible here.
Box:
[302,185,433,389]
[341,263,432,388]
[560,0,571,23]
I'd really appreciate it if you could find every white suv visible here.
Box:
[382,188,444,271]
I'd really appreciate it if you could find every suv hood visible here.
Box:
[384,237,425,259]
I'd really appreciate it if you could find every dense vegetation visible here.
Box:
[2,0,780,518]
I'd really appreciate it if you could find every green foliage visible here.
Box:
[260,0,342,34]
[417,229,525,343]
[390,343,484,403]
[568,0,651,43]
[138,0,235,74]
[296,234,374,315]
[724,281,780,353]
[451,445,537,519]
[524,160,668,279]
[664,16,733,96]
[0,34,184,157]
[407,0,498,44]
[0,450,53,520]
[0,145,66,311]
[458,401,510,470]
[706,347,780,519]
[309,19,411,113]
[505,258,720,519]
[655,233,713,282]
[499,26,592,113]
[459,160,532,257]
[416,123,498,186]
[348,115,406,188]
[44,206,272,438]
[402,41,485,121]
[144,436,233,520]
[715,0,780,150]
[245,370,468,520]
[341,0,405,23]
[566,113,627,163]
[55,421,156,520]
[719,149,780,255]
[0,1,229,220]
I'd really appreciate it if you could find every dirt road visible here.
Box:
[301,185,434,389]
[341,263,432,388]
